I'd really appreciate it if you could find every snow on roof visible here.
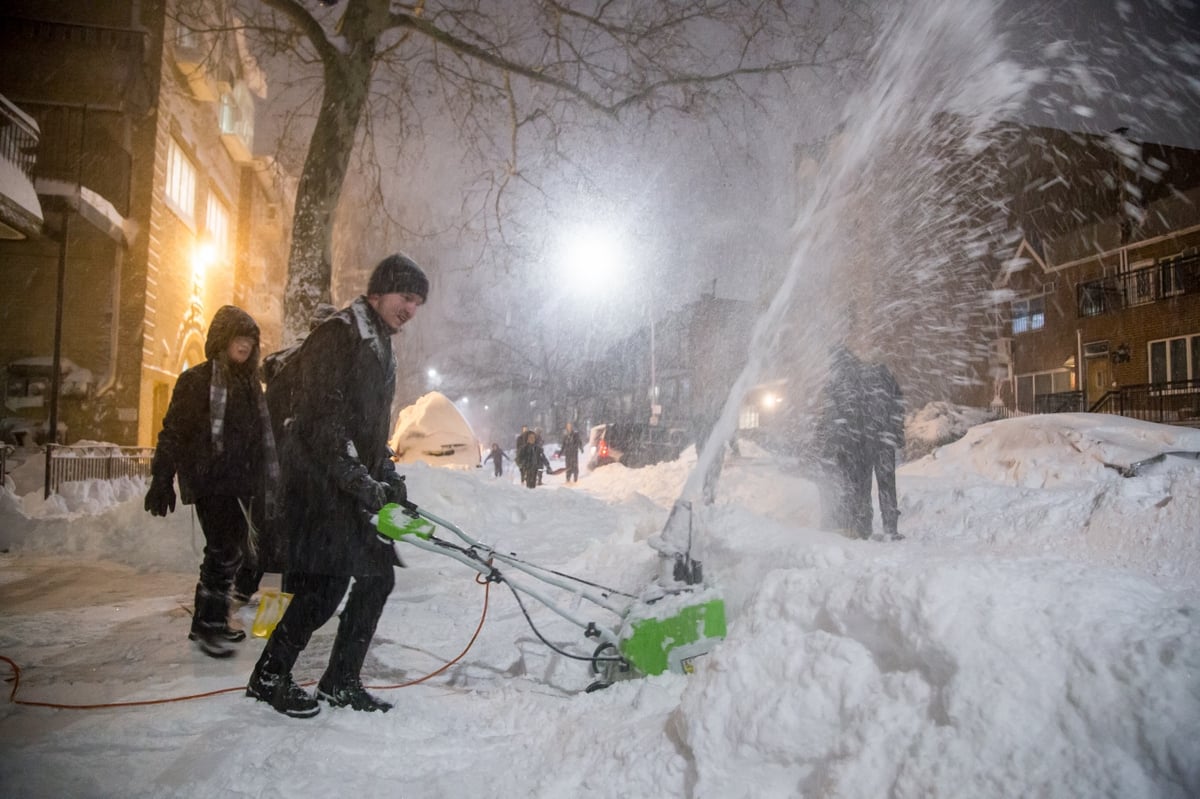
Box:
[36,178,132,244]
[0,156,44,224]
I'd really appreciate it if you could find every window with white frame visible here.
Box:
[1149,334,1200,385]
[1011,295,1045,334]
[1014,369,1073,413]
[165,139,197,221]
[205,193,231,261]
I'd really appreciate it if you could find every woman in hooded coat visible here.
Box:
[145,305,278,658]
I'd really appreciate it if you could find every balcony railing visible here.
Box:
[1077,254,1200,317]
[1087,379,1200,427]
[0,96,39,180]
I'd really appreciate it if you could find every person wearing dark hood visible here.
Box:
[145,305,279,659]
[245,253,427,719]
[231,302,338,605]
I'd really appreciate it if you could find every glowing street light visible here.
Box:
[191,238,218,279]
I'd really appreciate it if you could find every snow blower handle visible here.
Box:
[373,502,435,542]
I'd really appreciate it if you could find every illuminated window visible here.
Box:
[1011,296,1045,335]
[205,194,231,261]
[165,139,197,221]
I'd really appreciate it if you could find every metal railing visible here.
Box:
[1077,253,1200,317]
[1087,379,1200,426]
[0,96,38,180]
[1033,391,1086,414]
[46,444,154,495]
[1,444,13,486]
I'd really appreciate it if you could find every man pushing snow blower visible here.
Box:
[245,254,429,719]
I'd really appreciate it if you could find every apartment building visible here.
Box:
[0,0,292,446]
[992,127,1200,425]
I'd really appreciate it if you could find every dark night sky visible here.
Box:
[1002,0,1200,147]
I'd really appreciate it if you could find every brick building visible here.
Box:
[992,127,1200,424]
[0,0,292,446]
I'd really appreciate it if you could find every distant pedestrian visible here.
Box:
[814,345,870,537]
[534,428,548,484]
[145,305,277,659]
[482,443,510,477]
[860,361,905,540]
[515,426,530,484]
[516,430,542,489]
[560,422,584,483]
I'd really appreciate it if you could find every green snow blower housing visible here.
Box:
[374,502,726,689]
[619,598,726,676]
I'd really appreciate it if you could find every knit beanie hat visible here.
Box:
[367,253,429,301]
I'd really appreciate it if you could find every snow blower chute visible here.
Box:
[374,501,725,690]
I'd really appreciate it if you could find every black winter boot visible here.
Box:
[189,624,246,645]
[189,623,237,659]
[247,660,320,718]
[191,583,241,656]
[317,677,392,712]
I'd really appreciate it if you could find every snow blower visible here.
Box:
[374,501,726,691]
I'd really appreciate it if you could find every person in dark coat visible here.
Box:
[860,361,905,540]
[482,443,510,477]
[814,345,871,537]
[560,422,584,483]
[232,302,337,604]
[515,430,542,488]
[533,427,549,485]
[245,253,428,719]
[515,426,530,484]
[145,305,278,659]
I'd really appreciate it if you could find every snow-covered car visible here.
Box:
[586,422,689,470]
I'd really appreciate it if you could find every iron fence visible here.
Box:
[1077,253,1200,317]
[1,444,12,485]
[1087,379,1200,426]
[46,444,155,495]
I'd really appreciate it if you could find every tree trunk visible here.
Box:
[282,45,376,342]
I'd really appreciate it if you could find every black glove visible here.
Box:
[349,475,388,513]
[382,473,407,506]
[145,477,176,516]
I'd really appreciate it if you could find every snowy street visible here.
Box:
[2,413,1198,798]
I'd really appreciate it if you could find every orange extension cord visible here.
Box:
[2,575,491,711]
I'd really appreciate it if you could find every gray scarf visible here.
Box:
[209,358,281,519]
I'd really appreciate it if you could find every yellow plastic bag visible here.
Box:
[251,590,293,638]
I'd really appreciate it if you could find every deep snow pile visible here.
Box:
[1,414,1198,798]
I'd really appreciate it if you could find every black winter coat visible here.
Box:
[150,306,263,504]
[815,347,868,469]
[280,297,402,577]
[561,430,583,465]
[863,363,905,451]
